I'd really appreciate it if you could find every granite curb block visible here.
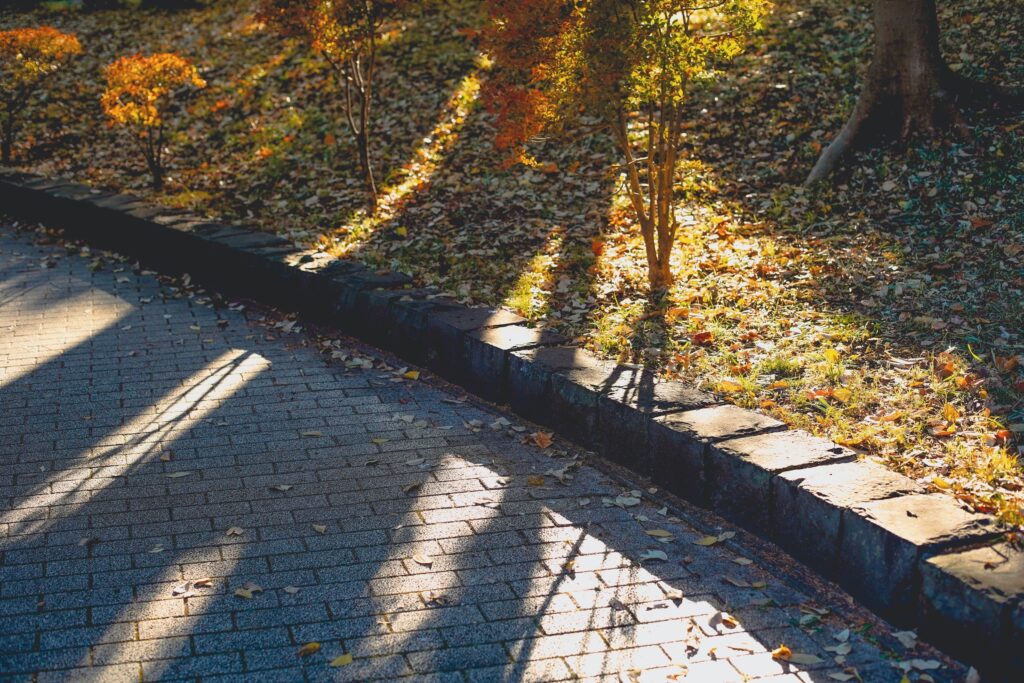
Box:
[1,168,1018,679]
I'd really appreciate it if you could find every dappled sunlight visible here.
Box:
[0,284,130,389]
[325,67,482,258]
[72,546,231,682]
[1,349,269,539]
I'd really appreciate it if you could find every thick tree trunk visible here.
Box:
[807,0,1021,184]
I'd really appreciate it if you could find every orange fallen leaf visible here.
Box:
[531,432,553,449]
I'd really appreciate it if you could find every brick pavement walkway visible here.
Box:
[0,223,962,682]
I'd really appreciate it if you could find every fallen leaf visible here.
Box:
[403,483,421,494]
[330,654,354,667]
[402,370,420,380]
[772,645,793,661]
[297,642,321,657]
[269,484,293,492]
[166,471,191,478]
[148,544,165,554]
[78,537,100,547]
[412,553,433,566]
[788,652,825,665]
[312,524,327,534]
[718,379,745,393]
[694,535,719,546]
[828,674,855,681]
[226,527,244,536]
[300,430,323,438]
[193,578,214,588]
[638,549,668,562]
[892,630,918,649]
[234,588,254,599]
[531,432,553,448]
[645,529,674,538]
[732,557,753,565]
[527,475,546,487]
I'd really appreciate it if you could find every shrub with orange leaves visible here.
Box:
[0,26,81,163]
[258,0,408,212]
[101,53,206,189]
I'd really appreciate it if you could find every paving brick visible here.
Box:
[0,223,970,682]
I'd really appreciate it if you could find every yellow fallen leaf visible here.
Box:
[402,370,420,380]
[645,529,674,538]
[395,226,408,238]
[832,387,852,403]
[766,380,789,391]
[771,644,793,661]
[942,402,960,424]
[717,379,745,393]
[527,475,546,487]
[330,654,354,667]
[297,642,321,657]
[300,430,323,438]
[694,536,719,546]
[823,348,840,364]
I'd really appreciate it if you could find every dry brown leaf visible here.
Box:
[531,432,553,448]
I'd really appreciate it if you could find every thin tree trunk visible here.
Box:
[807,0,1021,184]
[1,125,12,164]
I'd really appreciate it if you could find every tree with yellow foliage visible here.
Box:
[0,26,81,164]
[482,0,769,293]
[101,53,206,189]
[258,0,409,212]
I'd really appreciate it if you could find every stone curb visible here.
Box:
[0,168,1017,678]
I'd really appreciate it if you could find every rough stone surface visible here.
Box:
[705,431,855,534]
[423,307,525,380]
[919,543,1024,679]
[771,460,922,576]
[461,325,567,402]
[547,361,620,449]
[840,493,1000,622]
[507,347,596,423]
[650,405,785,505]
[0,223,952,682]
[598,367,715,474]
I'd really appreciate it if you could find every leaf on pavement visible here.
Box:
[330,654,353,667]
[297,642,321,657]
